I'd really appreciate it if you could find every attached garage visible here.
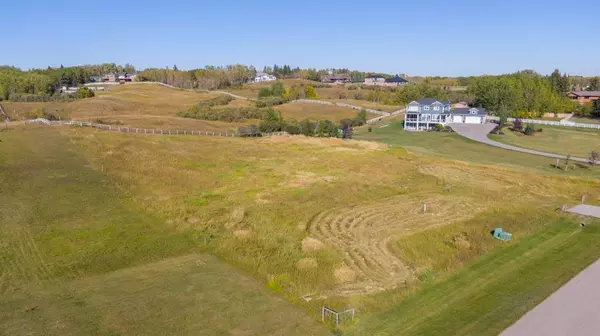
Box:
[452,115,463,123]
[465,116,482,124]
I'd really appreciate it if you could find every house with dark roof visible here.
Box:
[364,75,408,87]
[568,91,600,104]
[321,73,351,84]
[404,98,487,131]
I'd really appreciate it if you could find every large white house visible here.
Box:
[404,98,487,131]
[254,72,277,83]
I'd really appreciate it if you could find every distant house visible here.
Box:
[254,72,277,83]
[118,73,137,83]
[385,75,409,87]
[364,75,386,86]
[103,73,117,82]
[89,75,103,83]
[364,75,408,87]
[321,73,351,84]
[568,91,600,104]
[404,98,487,131]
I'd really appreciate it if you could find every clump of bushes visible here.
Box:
[255,97,285,107]
[524,123,536,135]
[75,87,95,99]
[188,95,234,112]
[178,106,271,122]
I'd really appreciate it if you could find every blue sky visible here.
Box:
[3,0,599,76]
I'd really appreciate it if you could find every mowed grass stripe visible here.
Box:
[0,254,329,336]
[350,218,600,336]
[0,126,199,290]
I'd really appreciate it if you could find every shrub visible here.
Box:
[262,97,285,106]
[347,85,359,91]
[299,119,315,136]
[524,123,535,135]
[258,87,272,98]
[338,92,347,99]
[512,118,523,131]
[434,124,445,132]
[284,124,301,135]
[304,85,317,99]
[536,127,543,132]
[75,87,95,99]
[368,126,372,132]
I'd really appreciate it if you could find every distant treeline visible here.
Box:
[0,63,134,101]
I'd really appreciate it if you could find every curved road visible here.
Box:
[449,123,588,163]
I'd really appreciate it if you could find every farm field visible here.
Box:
[489,126,600,159]
[0,126,328,336]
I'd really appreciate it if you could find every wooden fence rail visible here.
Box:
[26,120,287,137]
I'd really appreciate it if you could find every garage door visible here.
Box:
[452,115,463,123]
[465,116,481,124]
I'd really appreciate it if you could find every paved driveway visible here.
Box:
[501,258,600,336]
[449,123,588,163]
[567,204,600,218]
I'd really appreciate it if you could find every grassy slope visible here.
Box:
[350,218,600,336]
[1,254,328,336]
[355,120,600,178]
[0,126,328,336]
[274,103,375,122]
[489,126,600,159]
[323,99,400,112]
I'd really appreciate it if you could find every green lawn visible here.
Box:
[350,218,600,335]
[0,126,328,335]
[489,126,600,159]
[355,121,600,178]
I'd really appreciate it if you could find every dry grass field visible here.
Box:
[5,86,600,334]
[323,99,401,112]
[0,126,328,335]
[274,103,376,122]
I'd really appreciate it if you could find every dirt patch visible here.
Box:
[234,230,250,239]
[226,206,245,228]
[334,267,357,284]
[301,237,324,252]
[296,258,319,270]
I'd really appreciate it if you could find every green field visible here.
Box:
[0,126,328,335]
[355,120,600,178]
[351,218,600,335]
[489,126,600,159]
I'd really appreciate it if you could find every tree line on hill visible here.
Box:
[0,63,134,101]
[177,93,366,138]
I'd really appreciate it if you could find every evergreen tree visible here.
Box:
[173,64,179,71]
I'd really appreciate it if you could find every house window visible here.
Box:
[408,105,419,112]
[470,110,477,114]
[433,106,439,111]
[423,106,430,111]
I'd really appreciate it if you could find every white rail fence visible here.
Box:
[488,116,600,130]
[27,120,286,137]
